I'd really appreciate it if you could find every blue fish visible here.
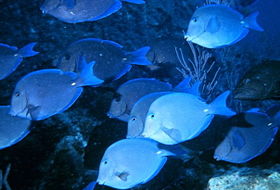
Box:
[142,91,236,145]
[10,57,103,120]
[185,4,263,48]
[55,38,151,82]
[0,106,31,150]
[108,78,173,122]
[127,77,201,138]
[214,108,279,163]
[41,0,145,23]
[83,138,190,190]
[0,42,39,80]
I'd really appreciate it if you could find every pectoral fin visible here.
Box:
[27,105,41,120]
[206,16,221,33]
[161,127,182,142]
[231,129,246,150]
[116,171,129,181]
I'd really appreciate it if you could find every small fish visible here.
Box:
[41,0,145,23]
[0,106,31,150]
[142,91,235,145]
[127,77,201,138]
[55,38,151,82]
[108,78,172,122]
[214,108,279,163]
[0,42,39,80]
[83,138,189,190]
[185,4,263,48]
[234,60,280,100]
[10,57,103,120]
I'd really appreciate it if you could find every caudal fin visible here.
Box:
[18,42,39,57]
[209,91,236,116]
[122,0,145,4]
[83,181,97,190]
[127,46,152,65]
[77,56,104,87]
[158,144,195,162]
[243,11,264,31]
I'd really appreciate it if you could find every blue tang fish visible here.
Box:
[0,106,31,150]
[0,42,39,80]
[108,78,173,122]
[41,0,145,23]
[83,138,189,190]
[127,77,201,138]
[127,92,170,138]
[142,91,236,145]
[56,38,151,82]
[10,57,103,120]
[185,5,263,48]
[214,108,279,163]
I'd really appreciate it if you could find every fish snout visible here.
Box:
[213,154,221,161]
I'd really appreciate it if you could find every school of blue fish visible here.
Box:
[0,0,279,190]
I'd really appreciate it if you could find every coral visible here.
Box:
[176,42,221,100]
[0,164,11,190]
[208,164,280,190]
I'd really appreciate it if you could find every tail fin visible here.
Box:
[18,42,39,57]
[83,181,97,190]
[127,46,152,65]
[122,0,145,4]
[243,11,264,31]
[158,144,195,162]
[77,56,104,87]
[209,91,236,116]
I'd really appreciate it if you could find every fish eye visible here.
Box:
[150,114,155,119]
[104,160,108,165]
[114,93,122,102]
[192,17,198,22]
[15,91,21,97]
[131,117,136,122]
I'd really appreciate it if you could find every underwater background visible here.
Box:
[0,0,279,189]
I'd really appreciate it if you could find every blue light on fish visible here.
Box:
[56,38,151,82]
[84,138,176,190]
[0,106,31,150]
[142,91,236,145]
[108,78,172,122]
[185,4,264,48]
[214,109,279,163]
[0,42,39,80]
[10,58,103,120]
[41,0,145,23]
[127,77,201,138]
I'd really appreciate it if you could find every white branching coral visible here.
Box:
[176,42,220,100]
[205,0,234,6]
[0,164,12,190]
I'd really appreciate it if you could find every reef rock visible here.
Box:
[208,165,280,190]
